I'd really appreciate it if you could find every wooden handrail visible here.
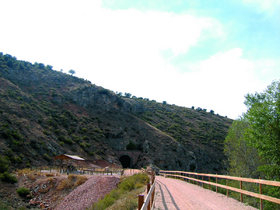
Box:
[138,173,156,210]
[160,170,280,209]
[160,170,280,187]
[140,182,155,210]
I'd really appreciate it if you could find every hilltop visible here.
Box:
[0,53,232,173]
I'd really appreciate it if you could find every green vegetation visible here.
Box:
[0,171,17,184]
[0,201,11,210]
[224,120,261,178]
[16,187,30,198]
[126,141,137,150]
[0,155,17,184]
[0,156,9,173]
[92,173,149,210]
[224,80,280,209]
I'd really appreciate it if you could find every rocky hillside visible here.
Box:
[0,53,232,173]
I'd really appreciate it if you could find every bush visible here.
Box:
[0,172,17,184]
[56,175,87,191]
[126,141,137,150]
[16,187,30,198]
[0,156,9,173]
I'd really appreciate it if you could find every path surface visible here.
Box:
[123,169,142,176]
[154,176,257,210]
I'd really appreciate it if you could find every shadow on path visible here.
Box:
[156,182,168,210]
[157,179,180,210]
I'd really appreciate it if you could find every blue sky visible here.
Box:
[0,0,279,119]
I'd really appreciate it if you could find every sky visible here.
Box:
[0,0,280,119]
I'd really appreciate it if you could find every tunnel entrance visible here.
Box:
[119,155,131,168]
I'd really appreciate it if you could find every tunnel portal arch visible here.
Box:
[119,155,131,168]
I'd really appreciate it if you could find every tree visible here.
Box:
[68,69,76,76]
[124,92,132,98]
[46,65,53,70]
[244,81,280,179]
[224,119,261,178]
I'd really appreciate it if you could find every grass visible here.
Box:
[92,173,149,210]
[107,187,145,210]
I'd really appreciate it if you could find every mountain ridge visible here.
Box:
[0,53,232,173]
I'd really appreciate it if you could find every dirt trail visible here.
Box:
[122,169,142,176]
[55,175,119,210]
[154,176,257,210]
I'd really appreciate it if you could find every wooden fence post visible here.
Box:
[240,181,243,202]
[138,195,144,210]
[216,175,218,193]
[147,183,151,193]
[152,186,155,205]
[259,183,263,210]
[147,182,151,210]
[226,179,229,197]
[208,177,211,190]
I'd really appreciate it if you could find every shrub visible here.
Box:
[16,187,30,198]
[74,175,88,187]
[56,175,87,191]
[0,172,17,184]
[126,141,137,150]
[0,156,9,173]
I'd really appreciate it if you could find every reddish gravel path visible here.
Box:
[123,169,142,176]
[55,175,119,210]
[154,176,257,210]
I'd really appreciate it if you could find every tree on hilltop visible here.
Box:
[68,69,76,76]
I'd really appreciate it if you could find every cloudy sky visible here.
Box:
[1,0,279,119]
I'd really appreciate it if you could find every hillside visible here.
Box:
[0,53,232,173]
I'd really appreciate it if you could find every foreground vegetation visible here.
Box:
[92,173,149,210]
[224,80,280,210]
[0,155,17,184]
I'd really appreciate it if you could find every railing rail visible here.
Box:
[160,170,280,210]
[138,173,156,210]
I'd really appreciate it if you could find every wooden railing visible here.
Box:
[34,166,123,176]
[160,170,280,210]
[138,173,156,210]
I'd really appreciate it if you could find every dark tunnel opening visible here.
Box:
[119,155,131,168]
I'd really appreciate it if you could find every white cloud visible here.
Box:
[1,0,278,119]
[242,0,280,15]
[170,48,280,119]
[0,0,223,90]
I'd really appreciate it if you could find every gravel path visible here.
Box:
[123,169,142,176]
[55,175,119,210]
[154,176,257,210]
